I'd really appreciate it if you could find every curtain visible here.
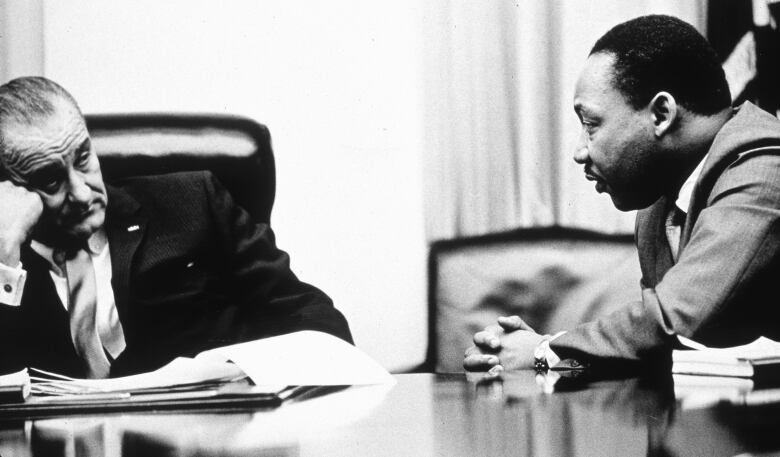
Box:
[422,0,706,241]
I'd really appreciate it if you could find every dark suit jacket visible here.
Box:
[552,102,780,366]
[0,171,352,377]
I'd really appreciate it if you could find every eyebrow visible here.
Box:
[77,137,92,153]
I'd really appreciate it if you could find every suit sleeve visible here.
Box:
[550,147,780,366]
[203,172,354,345]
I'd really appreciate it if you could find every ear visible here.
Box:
[648,91,678,137]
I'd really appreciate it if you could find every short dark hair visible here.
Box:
[590,15,731,115]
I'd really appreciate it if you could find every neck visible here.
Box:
[664,107,733,197]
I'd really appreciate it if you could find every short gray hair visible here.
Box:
[0,77,82,178]
[0,76,80,124]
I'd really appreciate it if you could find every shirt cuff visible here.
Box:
[543,331,568,369]
[545,331,588,370]
[0,261,26,308]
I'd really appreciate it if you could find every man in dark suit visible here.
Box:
[465,15,780,372]
[0,76,352,378]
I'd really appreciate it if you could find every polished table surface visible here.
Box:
[1,372,779,456]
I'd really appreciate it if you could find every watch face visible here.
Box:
[534,338,551,372]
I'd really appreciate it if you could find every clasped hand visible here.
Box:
[463,315,546,371]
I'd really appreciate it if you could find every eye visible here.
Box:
[38,176,63,194]
[29,168,64,194]
[581,121,597,136]
[74,149,92,168]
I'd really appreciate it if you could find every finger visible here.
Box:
[480,364,505,383]
[498,315,535,332]
[463,353,500,371]
[473,330,501,350]
[463,345,481,358]
[485,364,504,378]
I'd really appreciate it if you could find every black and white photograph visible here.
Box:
[0,1,779,455]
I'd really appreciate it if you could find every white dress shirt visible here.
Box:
[666,153,710,262]
[0,229,126,360]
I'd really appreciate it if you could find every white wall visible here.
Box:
[42,1,428,371]
[0,0,43,81]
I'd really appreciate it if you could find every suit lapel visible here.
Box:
[105,185,148,323]
[637,196,675,285]
[654,197,675,279]
[677,104,750,255]
[19,246,84,375]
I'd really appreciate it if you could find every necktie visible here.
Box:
[58,248,112,379]
[665,205,686,263]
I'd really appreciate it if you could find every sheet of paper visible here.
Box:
[0,368,31,400]
[32,357,245,394]
[0,369,30,388]
[674,336,780,363]
[196,330,395,386]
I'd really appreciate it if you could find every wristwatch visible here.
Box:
[534,336,552,372]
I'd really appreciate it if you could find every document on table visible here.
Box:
[673,336,780,379]
[196,330,395,386]
[29,330,393,398]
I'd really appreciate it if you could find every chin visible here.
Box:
[610,193,659,212]
[66,212,105,240]
[610,196,642,212]
[64,227,97,242]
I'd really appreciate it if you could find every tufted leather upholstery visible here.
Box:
[85,113,275,224]
[424,226,642,373]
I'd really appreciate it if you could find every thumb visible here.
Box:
[497,315,536,333]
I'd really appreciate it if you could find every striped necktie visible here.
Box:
[664,205,686,263]
[56,247,111,379]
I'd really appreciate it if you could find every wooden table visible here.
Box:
[1,372,779,456]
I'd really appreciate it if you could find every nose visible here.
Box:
[66,170,91,205]
[573,146,589,165]
[573,133,589,165]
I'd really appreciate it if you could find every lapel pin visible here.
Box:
[127,225,140,232]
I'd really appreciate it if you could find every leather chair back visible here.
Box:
[85,113,275,223]
[425,226,642,373]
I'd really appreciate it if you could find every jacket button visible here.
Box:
[3,284,11,293]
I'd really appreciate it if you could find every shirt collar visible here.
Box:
[30,227,108,275]
[30,241,63,276]
[675,153,709,214]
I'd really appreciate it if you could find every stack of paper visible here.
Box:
[672,336,780,409]
[0,369,31,403]
[673,336,780,381]
[30,357,248,400]
[1,331,393,412]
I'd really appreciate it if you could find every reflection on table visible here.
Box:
[1,372,779,457]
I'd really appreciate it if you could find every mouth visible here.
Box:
[73,203,95,219]
[65,201,102,224]
[584,170,607,193]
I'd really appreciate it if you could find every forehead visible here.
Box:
[573,52,626,114]
[2,98,87,154]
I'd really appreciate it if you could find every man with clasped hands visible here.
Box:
[465,15,780,373]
